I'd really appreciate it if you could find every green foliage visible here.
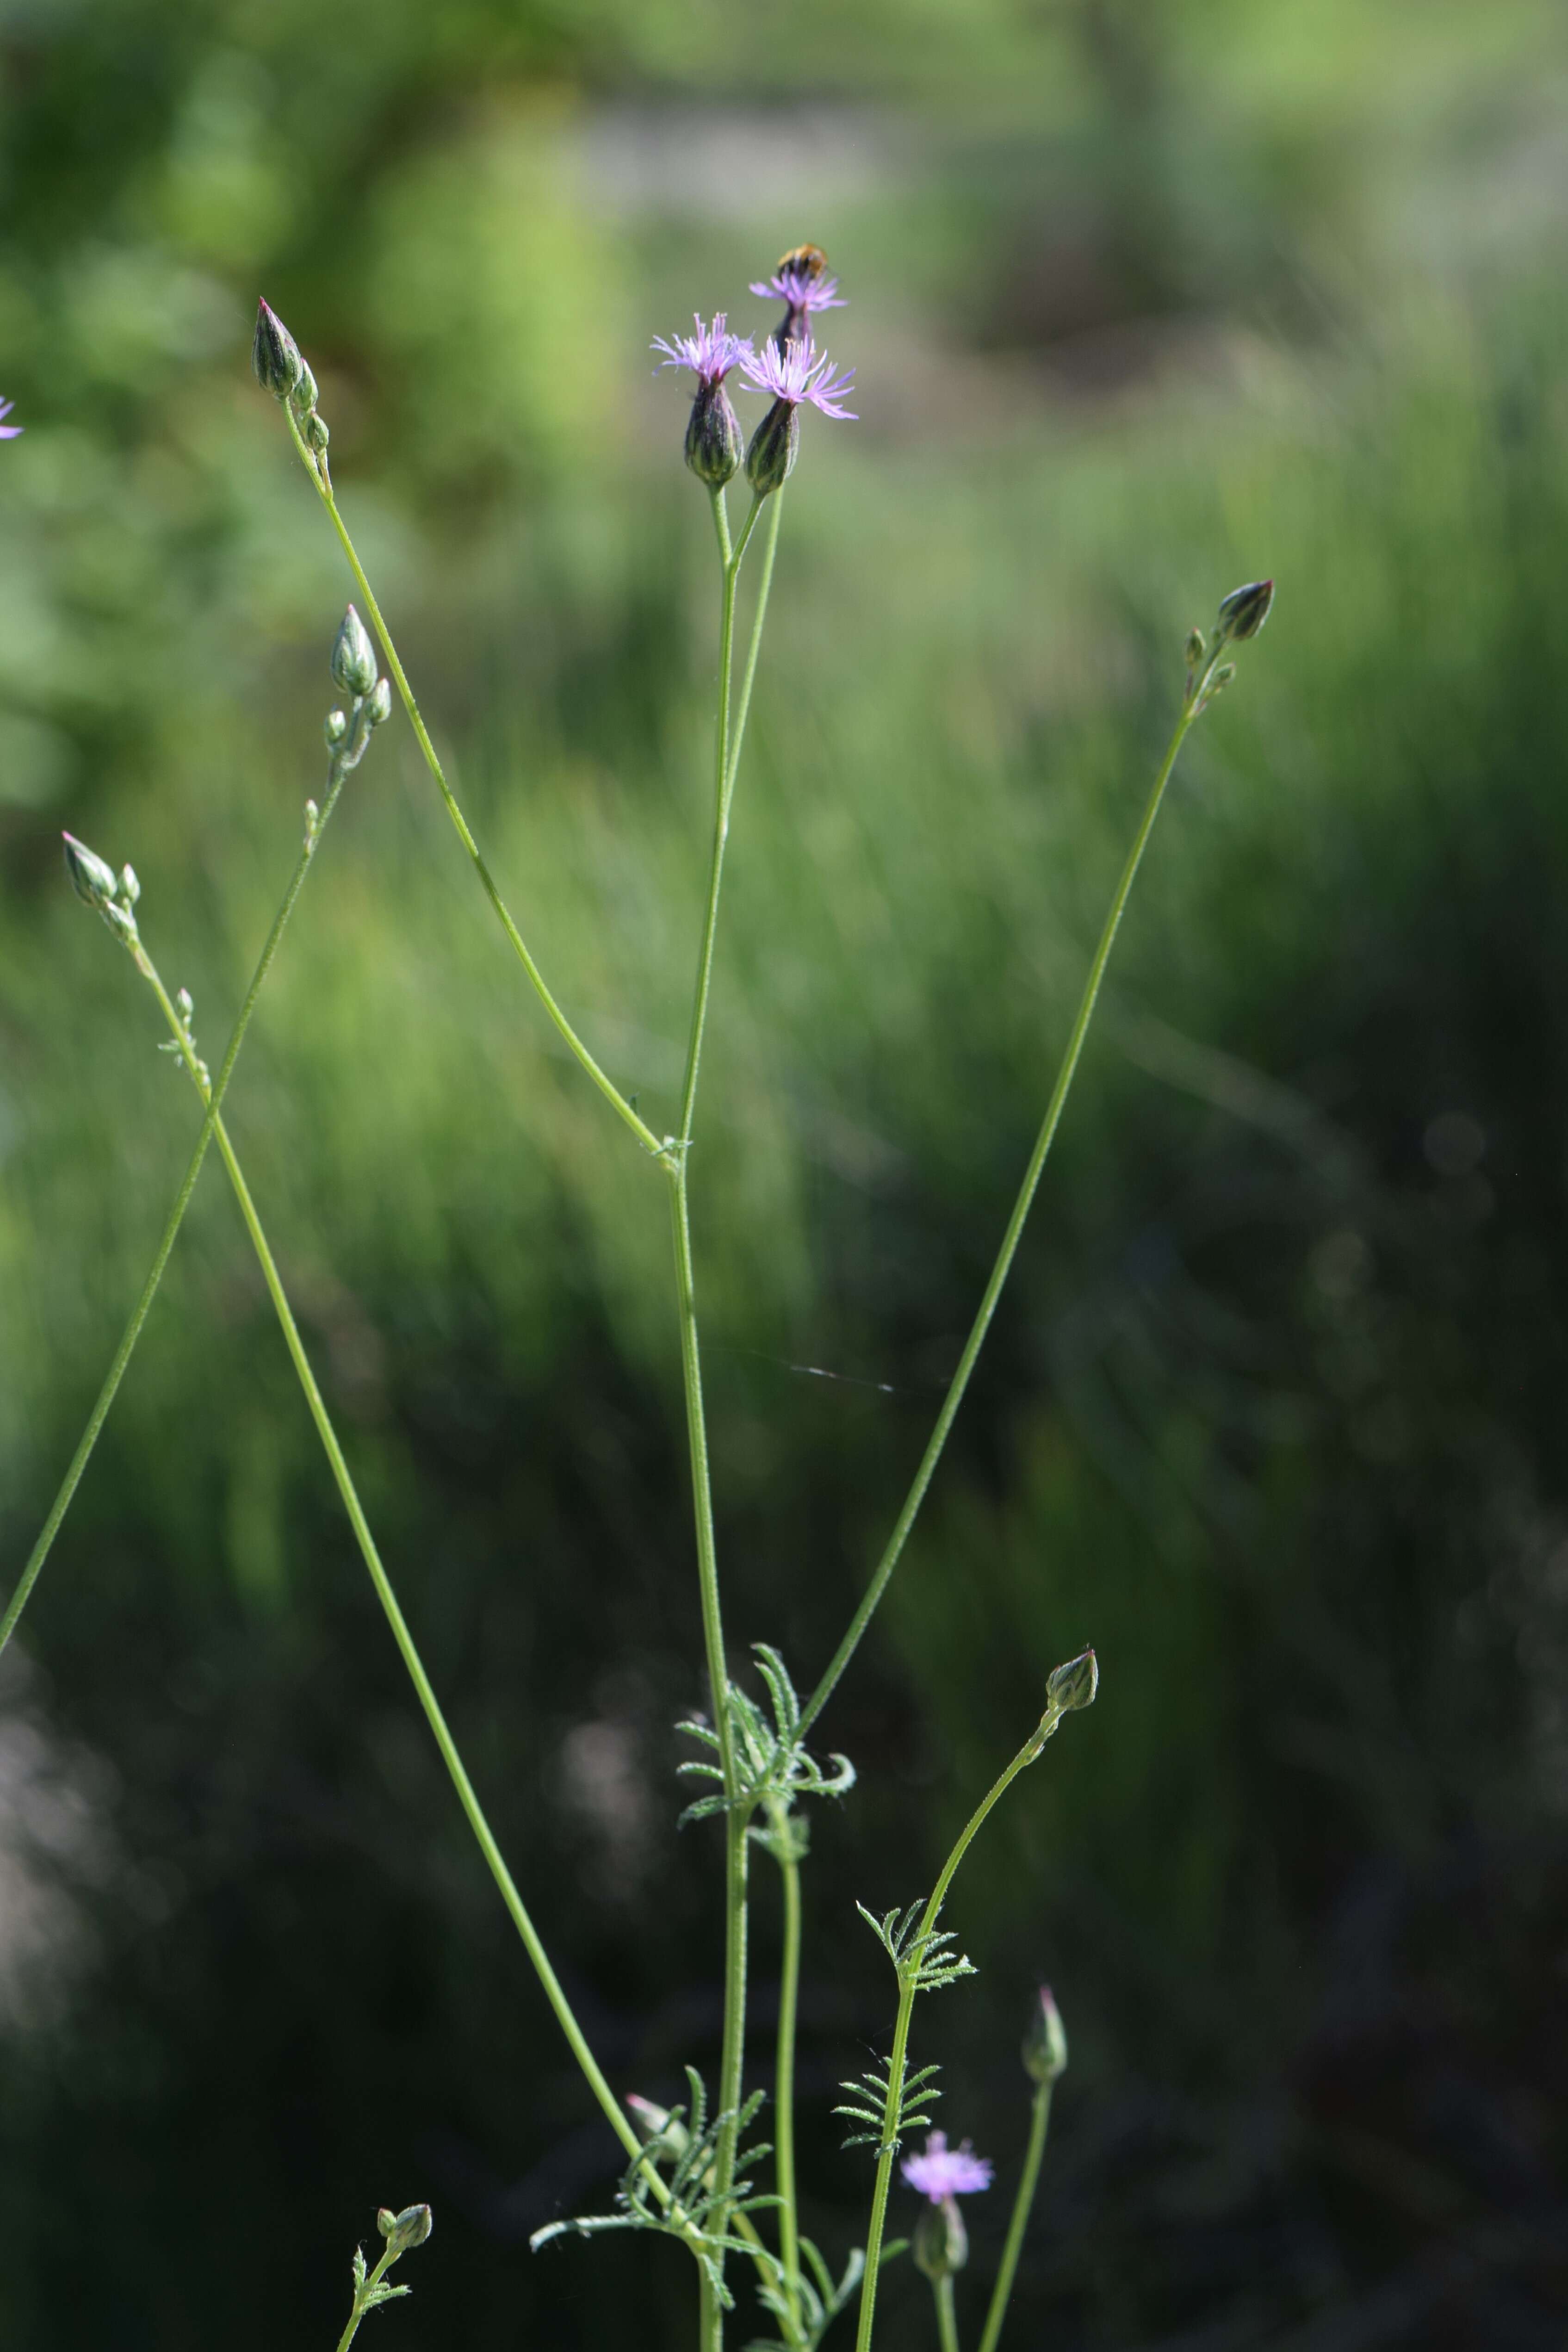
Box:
[4,3,1568,2348]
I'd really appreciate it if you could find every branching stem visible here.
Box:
[281,407,666,1162]
[2,758,351,1657]
[801,683,1209,1738]
[853,1727,1044,2352]
[129,944,659,2197]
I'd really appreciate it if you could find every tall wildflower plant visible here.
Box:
[5,254,1274,2348]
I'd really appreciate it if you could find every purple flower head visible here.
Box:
[739,337,856,420]
[0,397,22,440]
[900,2131,994,2204]
[652,313,751,388]
[749,261,846,317]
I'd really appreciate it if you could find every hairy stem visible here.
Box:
[281,407,664,1162]
[129,945,652,2184]
[334,2247,397,2352]
[2,759,352,1658]
[934,2274,961,2352]
[801,686,1206,1737]
[974,2082,1053,2352]
[854,1730,1044,2352]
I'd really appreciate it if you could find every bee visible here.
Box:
[776,242,828,282]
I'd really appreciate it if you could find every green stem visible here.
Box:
[665,484,783,2352]
[773,1824,804,2342]
[677,488,769,1148]
[2,755,352,1659]
[334,2247,397,2352]
[974,2083,1053,2352]
[130,946,654,2189]
[854,1729,1045,2352]
[934,2274,961,2352]
[801,687,1205,1738]
[724,492,783,797]
[281,407,665,1163]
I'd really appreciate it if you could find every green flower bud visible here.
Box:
[376,2203,433,2253]
[62,832,118,907]
[101,899,138,945]
[685,380,742,488]
[1184,627,1205,670]
[745,397,799,497]
[913,2195,968,2282]
[252,300,304,401]
[626,2095,692,2162]
[1215,578,1274,643]
[118,863,140,907]
[176,987,194,1026]
[1046,1648,1098,1717]
[325,708,348,748]
[288,358,319,421]
[331,606,377,700]
[305,411,329,454]
[1022,1984,1068,2085]
[366,677,393,727]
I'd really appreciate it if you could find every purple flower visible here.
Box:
[749,259,846,317]
[0,397,22,440]
[738,337,856,420]
[900,2131,994,2204]
[652,313,751,388]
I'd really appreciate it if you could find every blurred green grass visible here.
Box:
[4,3,1568,2347]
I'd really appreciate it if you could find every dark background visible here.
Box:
[2,1,1567,2345]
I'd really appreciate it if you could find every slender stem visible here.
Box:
[678,492,746,1147]
[722,491,782,798]
[666,485,785,2352]
[2,757,352,1659]
[280,406,665,1163]
[854,1730,1045,2352]
[667,1163,735,1792]
[127,949,653,2190]
[975,2083,1053,2352]
[934,2275,961,2352]
[801,688,1205,1738]
[773,1824,804,2341]
[334,2247,397,2352]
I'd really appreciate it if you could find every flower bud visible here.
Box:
[62,832,118,908]
[1184,627,1205,670]
[913,2195,968,2281]
[252,299,304,401]
[101,900,138,945]
[288,358,319,421]
[684,380,742,488]
[366,677,393,727]
[331,605,377,700]
[118,863,140,907]
[1022,1985,1067,2085]
[305,412,330,455]
[626,2095,692,2162]
[1046,1649,1098,1717]
[325,709,348,749]
[376,2203,433,2253]
[176,987,194,1025]
[745,398,799,497]
[1215,578,1274,643]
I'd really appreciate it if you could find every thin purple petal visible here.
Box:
[0,396,21,438]
[737,337,857,420]
[899,2130,994,2203]
[651,313,750,387]
[749,264,846,314]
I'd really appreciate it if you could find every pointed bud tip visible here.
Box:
[1023,1983,1068,2083]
